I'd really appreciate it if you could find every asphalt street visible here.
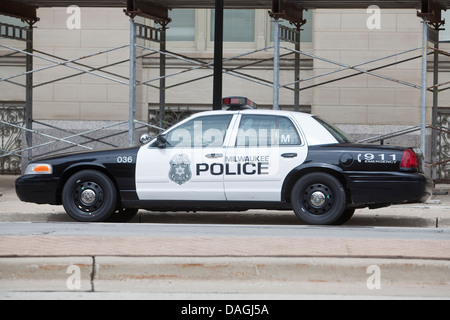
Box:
[1,221,449,240]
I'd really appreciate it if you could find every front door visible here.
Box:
[135,114,235,201]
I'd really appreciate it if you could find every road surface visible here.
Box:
[0,221,449,239]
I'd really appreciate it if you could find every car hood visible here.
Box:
[31,147,140,164]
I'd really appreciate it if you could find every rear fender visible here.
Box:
[281,164,347,203]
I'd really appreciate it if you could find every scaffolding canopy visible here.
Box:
[2,0,450,20]
[3,0,450,8]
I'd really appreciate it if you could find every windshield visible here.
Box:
[313,116,354,144]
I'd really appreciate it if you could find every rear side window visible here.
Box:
[236,115,301,147]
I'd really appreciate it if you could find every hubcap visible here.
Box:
[74,181,104,214]
[303,183,334,215]
[310,191,326,208]
[80,189,96,205]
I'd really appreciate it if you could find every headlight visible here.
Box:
[25,163,53,175]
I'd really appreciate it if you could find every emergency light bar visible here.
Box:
[223,97,257,110]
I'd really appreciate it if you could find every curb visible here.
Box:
[0,209,450,228]
[1,257,449,297]
[0,257,93,292]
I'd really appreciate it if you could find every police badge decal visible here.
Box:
[169,154,192,185]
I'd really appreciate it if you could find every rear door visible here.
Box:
[224,113,308,201]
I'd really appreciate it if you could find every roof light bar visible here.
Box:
[222,97,257,110]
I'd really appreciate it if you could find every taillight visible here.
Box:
[400,149,419,170]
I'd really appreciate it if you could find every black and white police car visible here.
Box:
[15,97,432,225]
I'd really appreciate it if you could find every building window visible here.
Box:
[167,9,196,41]
[210,9,255,42]
[0,15,27,27]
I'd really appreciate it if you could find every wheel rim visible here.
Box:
[302,184,334,215]
[73,181,104,214]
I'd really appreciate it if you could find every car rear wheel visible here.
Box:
[291,173,346,225]
[333,208,355,225]
[62,170,117,222]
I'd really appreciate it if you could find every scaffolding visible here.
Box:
[0,0,449,181]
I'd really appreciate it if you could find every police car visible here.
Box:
[15,97,432,225]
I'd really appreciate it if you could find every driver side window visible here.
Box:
[165,115,233,148]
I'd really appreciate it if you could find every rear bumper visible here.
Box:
[15,175,61,205]
[344,171,433,206]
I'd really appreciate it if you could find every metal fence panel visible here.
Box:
[0,103,24,175]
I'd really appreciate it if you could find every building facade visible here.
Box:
[1,7,450,175]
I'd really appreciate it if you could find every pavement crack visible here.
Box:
[90,256,96,292]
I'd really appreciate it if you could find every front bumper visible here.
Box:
[344,171,433,206]
[15,175,61,205]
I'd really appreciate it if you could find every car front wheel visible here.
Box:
[291,173,346,225]
[62,170,117,222]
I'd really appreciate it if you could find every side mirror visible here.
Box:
[139,133,152,145]
[155,134,168,148]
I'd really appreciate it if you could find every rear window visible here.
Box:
[313,116,354,144]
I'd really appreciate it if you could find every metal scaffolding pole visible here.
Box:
[294,24,301,112]
[420,20,428,159]
[25,21,34,161]
[432,33,440,180]
[273,18,280,110]
[159,24,167,128]
[128,18,136,146]
[213,0,224,110]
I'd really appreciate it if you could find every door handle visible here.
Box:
[281,153,298,158]
[206,153,224,159]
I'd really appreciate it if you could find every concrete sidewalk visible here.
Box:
[1,256,449,298]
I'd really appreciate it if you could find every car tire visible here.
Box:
[62,170,117,222]
[333,208,355,225]
[291,173,346,225]
[107,208,139,223]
